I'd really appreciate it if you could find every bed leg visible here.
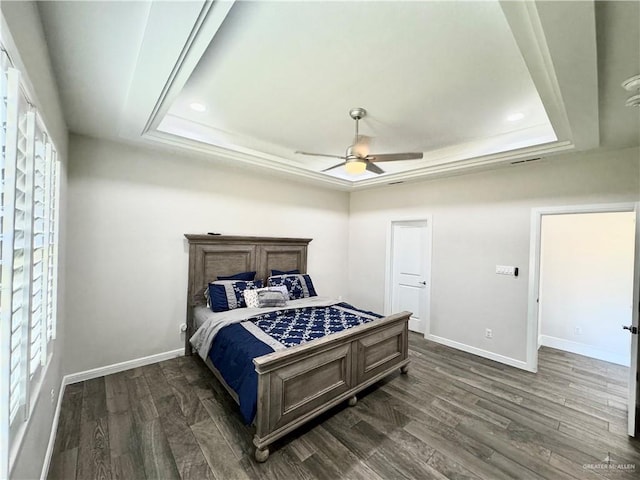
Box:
[400,364,409,374]
[347,395,357,407]
[255,447,269,463]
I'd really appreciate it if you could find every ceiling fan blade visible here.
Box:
[322,161,347,172]
[295,151,346,160]
[369,152,424,162]
[366,161,385,175]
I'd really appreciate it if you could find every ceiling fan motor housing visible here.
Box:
[346,145,366,159]
[349,107,367,120]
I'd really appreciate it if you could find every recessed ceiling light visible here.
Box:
[507,112,525,122]
[190,102,206,112]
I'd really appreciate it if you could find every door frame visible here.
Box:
[384,217,433,335]
[526,202,639,436]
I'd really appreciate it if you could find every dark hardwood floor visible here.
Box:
[48,333,640,479]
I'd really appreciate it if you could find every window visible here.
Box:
[0,45,60,470]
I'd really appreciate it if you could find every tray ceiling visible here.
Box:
[37,0,637,190]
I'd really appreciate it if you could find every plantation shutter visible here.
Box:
[29,116,46,375]
[2,66,32,423]
[44,143,58,343]
[1,40,61,476]
[11,70,32,420]
[0,48,8,480]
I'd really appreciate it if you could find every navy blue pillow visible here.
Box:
[271,269,300,276]
[209,280,263,312]
[268,274,316,300]
[217,271,256,281]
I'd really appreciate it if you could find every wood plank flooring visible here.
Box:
[48,334,640,479]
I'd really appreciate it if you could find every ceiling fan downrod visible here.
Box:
[349,107,366,144]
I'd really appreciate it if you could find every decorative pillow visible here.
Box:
[217,271,256,281]
[268,274,317,300]
[257,290,287,308]
[208,280,263,312]
[244,286,289,308]
[270,268,300,276]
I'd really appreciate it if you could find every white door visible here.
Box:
[389,220,431,333]
[628,203,640,436]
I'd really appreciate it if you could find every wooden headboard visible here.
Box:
[184,234,312,354]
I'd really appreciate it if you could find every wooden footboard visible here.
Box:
[183,234,411,462]
[251,311,411,461]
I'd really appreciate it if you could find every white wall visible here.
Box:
[64,134,350,375]
[539,212,635,365]
[348,147,639,366]
[1,2,69,479]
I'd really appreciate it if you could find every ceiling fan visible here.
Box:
[295,107,423,175]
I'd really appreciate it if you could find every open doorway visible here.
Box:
[538,212,635,366]
[527,203,640,436]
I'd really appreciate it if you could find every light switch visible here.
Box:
[496,265,518,276]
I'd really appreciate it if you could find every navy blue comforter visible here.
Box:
[208,303,381,424]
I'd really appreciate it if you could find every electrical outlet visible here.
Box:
[485,328,493,339]
[574,327,582,335]
[50,388,55,404]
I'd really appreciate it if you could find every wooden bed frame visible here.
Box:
[184,234,410,462]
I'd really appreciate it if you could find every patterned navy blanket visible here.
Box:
[252,303,382,348]
[208,303,382,424]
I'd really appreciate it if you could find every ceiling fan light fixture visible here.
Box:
[345,159,367,175]
[297,107,421,176]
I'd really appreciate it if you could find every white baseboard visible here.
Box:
[64,348,183,385]
[40,347,184,479]
[538,335,629,366]
[40,378,65,480]
[425,334,531,371]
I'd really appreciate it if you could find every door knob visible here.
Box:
[622,325,638,334]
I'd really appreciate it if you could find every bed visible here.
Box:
[184,234,411,462]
